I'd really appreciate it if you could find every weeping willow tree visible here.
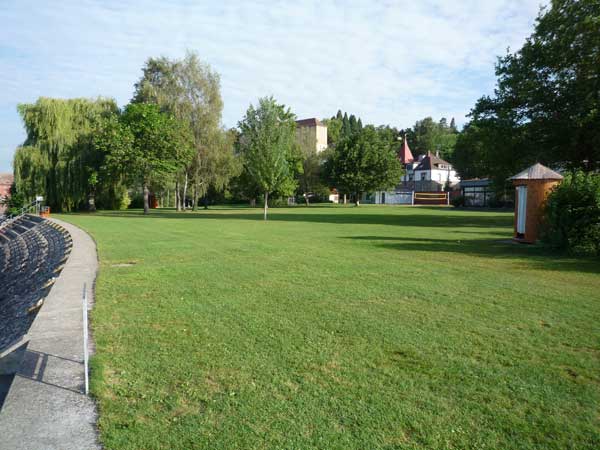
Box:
[13,145,46,202]
[15,97,118,211]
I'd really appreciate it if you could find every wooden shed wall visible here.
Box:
[512,179,560,243]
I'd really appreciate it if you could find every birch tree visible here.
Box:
[132,51,225,209]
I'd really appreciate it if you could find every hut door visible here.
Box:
[516,185,527,234]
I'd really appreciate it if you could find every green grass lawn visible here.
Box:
[58,205,600,450]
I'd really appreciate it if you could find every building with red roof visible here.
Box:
[0,173,14,214]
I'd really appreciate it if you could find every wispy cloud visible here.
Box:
[0,0,545,171]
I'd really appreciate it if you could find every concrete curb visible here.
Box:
[0,218,101,450]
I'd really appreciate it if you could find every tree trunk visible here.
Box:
[304,193,309,206]
[166,190,170,209]
[88,193,96,212]
[182,172,188,210]
[178,183,183,210]
[355,192,360,207]
[204,195,208,210]
[343,194,347,205]
[192,184,198,211]
[175,181,181,211]
[263,191,269,220]
[143,184,150,215]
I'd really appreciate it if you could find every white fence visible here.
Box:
[380,191,414,205]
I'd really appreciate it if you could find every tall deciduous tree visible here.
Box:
[132,51,225,210]
[89,114,135,210]
[455,0,600,187]
[238,97,297,220]
[408,117,458,160]
[324,126,403,206]
[118,103,190,215]
[190,128,240,210]
[323,117,342,147]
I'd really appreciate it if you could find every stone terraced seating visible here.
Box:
[0,215,72,352]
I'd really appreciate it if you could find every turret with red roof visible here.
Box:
[397,134,414,164]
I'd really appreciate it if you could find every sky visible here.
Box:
[0,0,546,173]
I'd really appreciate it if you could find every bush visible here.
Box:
[128,193,144,209]
[542,171,600,255]
[261,197,292,208]
[486,197,501,208]
[5,184,26,216]
[451,195,465,208]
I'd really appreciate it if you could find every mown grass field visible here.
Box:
[58,206,600,450]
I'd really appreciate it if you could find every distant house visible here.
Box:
[365,136,461,204]
[296,118,328,153]
[398,137,459,192]
[408,151,460,192]
[0,173,14,214]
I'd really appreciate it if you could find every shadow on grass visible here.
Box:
[62,209,599,274]
[343,236,600,274]
[80,208,513,229]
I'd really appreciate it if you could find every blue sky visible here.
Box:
[0,0,545,173]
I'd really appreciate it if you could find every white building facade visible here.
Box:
[366,137,461,204]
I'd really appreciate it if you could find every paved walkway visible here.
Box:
[0,219,101,450]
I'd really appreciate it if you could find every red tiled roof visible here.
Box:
[296,118,324,127]
[397,135,414,164]
[0,173,14,185]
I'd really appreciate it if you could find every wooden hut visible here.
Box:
[510,163,563,243]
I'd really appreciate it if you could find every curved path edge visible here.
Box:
[0,218,101,450]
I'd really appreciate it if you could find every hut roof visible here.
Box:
[509,163,563,180]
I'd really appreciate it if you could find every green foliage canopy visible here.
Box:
[406,117,458,160]
[238,96,298,218]
[325,110,364,148]
[14,97,118,211]
[133,51,235,207]
[543,171,600,255]
[118,103,191,214]
[324,125,404,205]
[455,0,600,187]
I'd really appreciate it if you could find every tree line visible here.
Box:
[11,54,409,218]
[453,0,600,189]
[10,0,598,216]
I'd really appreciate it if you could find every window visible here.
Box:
[420,173,426,181]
